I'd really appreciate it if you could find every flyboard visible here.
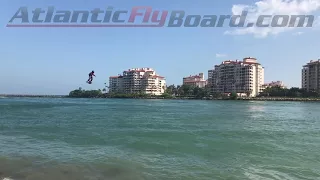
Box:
[86,81,92,84]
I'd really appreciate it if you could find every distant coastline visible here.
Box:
[107,96,320,102]
[235,97,320,102]
[0,94,67,98]
[2,94,320,102]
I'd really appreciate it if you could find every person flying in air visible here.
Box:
[87,71,95,84]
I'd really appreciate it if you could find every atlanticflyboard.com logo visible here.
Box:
[7,6,314,28]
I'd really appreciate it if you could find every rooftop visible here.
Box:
[183,75,201,79]
[124,68,155,73]
[184,80,207,83]
[307,59,320,64]
[109,75,123,78]
[152,75,165,79]
[217,59,261,66]
[183,73,204,79]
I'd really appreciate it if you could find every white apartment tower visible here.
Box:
[302,60,320,92]
[208,57,264,97]
[109,68,166,95]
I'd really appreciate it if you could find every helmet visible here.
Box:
[92,71,94,73]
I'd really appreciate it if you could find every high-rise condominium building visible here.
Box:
[302,60,320,92]
[109,68,166,95]
[182,73,207,88]
[208,57,264,97]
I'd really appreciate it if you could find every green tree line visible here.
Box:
[258,86,320,97]
[68,85,320,99]
[68,87,105,98]
[68,85,213,99]
[164,84,240,99]
[163,84,211,99]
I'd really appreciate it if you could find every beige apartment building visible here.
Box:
[262,81,286,89]
[302,60,320,92]
[208,57,264,97]
[109,75,123,93]
[183,73,207,88]
[109,68,166,95]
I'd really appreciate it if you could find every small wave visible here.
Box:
[244,166,318,180]
[0,156,148,180]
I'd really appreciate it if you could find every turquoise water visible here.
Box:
[0,98,320,180]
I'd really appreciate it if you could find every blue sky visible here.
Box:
[0,0,320,95]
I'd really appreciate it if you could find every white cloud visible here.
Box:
[225,0,320,38]
[216,53,228,58]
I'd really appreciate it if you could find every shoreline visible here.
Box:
[2,95,320,102]
[235,97,320,101]
[0,95,66,98]
[106,97,320,101]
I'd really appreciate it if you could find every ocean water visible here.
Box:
[0,98,320,180]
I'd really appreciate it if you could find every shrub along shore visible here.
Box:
[68,85,320,101]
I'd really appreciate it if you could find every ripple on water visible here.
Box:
[0,98,320,179]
